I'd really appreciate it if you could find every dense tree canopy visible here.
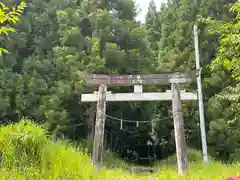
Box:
[207,2,240,161]
[0,0,239,164]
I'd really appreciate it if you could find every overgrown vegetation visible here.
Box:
[0,0,240,176]
[0,121,240,179]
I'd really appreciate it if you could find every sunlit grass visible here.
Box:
[0,120,240,179]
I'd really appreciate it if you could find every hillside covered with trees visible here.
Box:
[0,0,239,166]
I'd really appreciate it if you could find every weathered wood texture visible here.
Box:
[81,92,197,102]
[85,71,197,86]
[171,83,188,175]
[92,84,107,164]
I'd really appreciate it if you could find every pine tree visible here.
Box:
[146,0,157,28]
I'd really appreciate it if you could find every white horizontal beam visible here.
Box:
[166,90,186,93]
[81,92,197,102]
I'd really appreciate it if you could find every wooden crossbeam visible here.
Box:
[85,71,197,86]
[81,92,197,102]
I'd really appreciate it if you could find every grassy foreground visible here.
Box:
[0,120,239,179]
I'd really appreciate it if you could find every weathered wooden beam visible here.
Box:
[172,83,188,175]
[81,92,197,102]
[85,71,197,86]
[92,84,107,164]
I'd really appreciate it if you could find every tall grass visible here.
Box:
[0,120,47,168]
[0,120,97,180]
[0,120,240,179]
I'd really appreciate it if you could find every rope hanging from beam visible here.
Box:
[105,114,172,123]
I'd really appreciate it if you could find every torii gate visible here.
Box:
[81,71,198,175]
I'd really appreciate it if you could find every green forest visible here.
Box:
[0,0,240,179]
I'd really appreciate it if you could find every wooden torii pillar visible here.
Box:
[81,71,198,175]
